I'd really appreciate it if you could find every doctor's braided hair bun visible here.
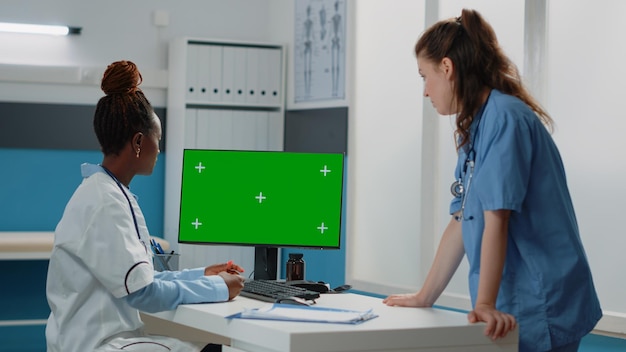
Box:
[93,60,155,156]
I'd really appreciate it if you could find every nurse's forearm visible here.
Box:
[419,216,465,305]
[476,210,510,308]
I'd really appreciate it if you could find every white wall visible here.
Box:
[0,0,276,106]
[346,0,426,294]
[547,0,626,329]
[346,0,526,301]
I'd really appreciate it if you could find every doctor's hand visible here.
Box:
[468,304,517,340]
[218,271,245,300]
[204,261,245,276]
[382,292,432,307]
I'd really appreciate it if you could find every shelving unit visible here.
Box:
[164,37,286,275]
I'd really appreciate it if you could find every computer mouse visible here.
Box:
[275,297,313,306]
[331,284,352,292]
[288,280,330,293]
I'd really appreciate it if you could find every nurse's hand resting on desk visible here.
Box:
[382,292,432,307]
[468,304,517,341]
[384,293,517,340]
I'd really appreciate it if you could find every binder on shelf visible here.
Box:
[232,111,257,150]
[221,46,236,103]
[226,303,378,324]
[267,48,282,105]
[267,111,283,150]
[186,44,200,101]
[257,48,271,105]
[208,45,223,102]
[245,47,259,104]
[196,45,211,102]
[233,46,247,104]
[184,108,198,148]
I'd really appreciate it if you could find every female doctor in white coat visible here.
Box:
[45,60,245,352]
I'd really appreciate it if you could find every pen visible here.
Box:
[150,239,164,254]
[226,260,242,274]
[155,242,165,254]
[165,250,175,264]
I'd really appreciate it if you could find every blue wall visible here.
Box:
[0,148,165,233]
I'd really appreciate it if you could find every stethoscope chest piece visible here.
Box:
[451,179,464,198]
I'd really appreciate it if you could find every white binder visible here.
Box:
[185,44,199,101]
[254,111,270,150]
[267,48,282,105]
[207,45,223,102]
[221,47,236,103]
[257,48,271,105]
[245,48,259,104]
[231,110,257,150]
[267,111,283,151]
[233,47,247,104]
[184,108,198,148]
[196,45,211,102]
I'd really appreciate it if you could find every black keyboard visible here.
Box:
[240,279,321,302]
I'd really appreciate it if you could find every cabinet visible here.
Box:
[164,38,286,273]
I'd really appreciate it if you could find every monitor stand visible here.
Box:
[253,247,278,280]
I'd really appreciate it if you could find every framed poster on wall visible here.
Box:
[292,0,347,108]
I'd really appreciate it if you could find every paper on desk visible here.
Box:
[226,303,378,324]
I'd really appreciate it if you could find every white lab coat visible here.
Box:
[45,164,204,352]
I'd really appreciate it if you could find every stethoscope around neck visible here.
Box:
[100,165,146,251]
[451,148,476,222]
[451,100,488,222]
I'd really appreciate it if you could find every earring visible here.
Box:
[136,148,141,158]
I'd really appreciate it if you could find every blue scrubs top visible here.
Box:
[450,90,602,351]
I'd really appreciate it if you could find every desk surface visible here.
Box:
[146,293,518,352]
[0,231,169,260]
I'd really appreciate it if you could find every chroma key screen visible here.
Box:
[178,149,344,248]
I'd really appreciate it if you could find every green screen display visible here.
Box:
[178,149,344,248]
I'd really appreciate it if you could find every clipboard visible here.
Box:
[226,303,378,324]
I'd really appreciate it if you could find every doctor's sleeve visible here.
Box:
[125,275,229,312]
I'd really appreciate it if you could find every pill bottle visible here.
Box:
[286,253,305,281]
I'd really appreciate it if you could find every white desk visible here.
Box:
[0,231,170,260]
[144,293,518,352]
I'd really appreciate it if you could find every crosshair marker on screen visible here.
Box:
[192,218,202,229]
[255,192,267,203]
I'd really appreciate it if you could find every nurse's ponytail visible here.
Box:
[414,9,552,150]
[93,60,155,156]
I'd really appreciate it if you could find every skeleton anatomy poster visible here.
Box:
[294,0,346,103]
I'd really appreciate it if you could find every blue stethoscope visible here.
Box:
[451,95,489,222]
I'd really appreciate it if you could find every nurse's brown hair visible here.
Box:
[415,9,552,150]
[93,60,155,156]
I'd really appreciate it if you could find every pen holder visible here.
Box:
[153,253,180,272]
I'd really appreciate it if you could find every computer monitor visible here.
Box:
[178,149,344,251]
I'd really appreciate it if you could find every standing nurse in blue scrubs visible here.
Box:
[383,9,601,352]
